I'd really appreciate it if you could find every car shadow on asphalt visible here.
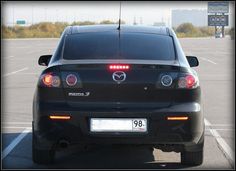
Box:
[49,145,189,169]
[3,132,190,169]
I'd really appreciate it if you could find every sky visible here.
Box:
[1,1,234,27]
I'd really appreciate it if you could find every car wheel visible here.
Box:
[181,150,203,166]
[32,131,55,164]
[32,147,55,164]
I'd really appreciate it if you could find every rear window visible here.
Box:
[63,32,175,60]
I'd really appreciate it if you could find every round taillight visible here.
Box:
[43,74,53,86]
[178,77,187,88]
[186,75,195,88]
[161,75,173,87]
[66,74,77,86]
[42,73,61,87]
[178,75,196,89]
[51,76,61,87]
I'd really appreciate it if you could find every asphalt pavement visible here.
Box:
[1,37,235,169]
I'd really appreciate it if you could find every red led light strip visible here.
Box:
[109,65,130,70]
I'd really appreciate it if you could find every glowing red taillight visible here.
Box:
[178,74,197,89]
[43,74,53,86]
[186,75,195,88]
[66,74,77,86]
[109,65,130,70]
[41,73,61,87]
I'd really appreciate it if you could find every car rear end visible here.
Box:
[32,25,204,165]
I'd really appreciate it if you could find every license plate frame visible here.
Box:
[90,118,147,133]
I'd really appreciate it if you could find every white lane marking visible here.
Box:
[210,124,234,127]
[204,119,234,166]
[199,57,217,65]
[2,127,32,160]
[3,126,32,129]
[3,67,28,77]
[4,56,14,59]
[205,128,234,131]
[3,122,31,125]
[10,73,40,75]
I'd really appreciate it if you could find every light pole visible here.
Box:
[32,6,34,26]
[74,11,76,24]
[56,9,58,23]
[66,11,68,23]
[12,5,14,27]
[44,8,47,22]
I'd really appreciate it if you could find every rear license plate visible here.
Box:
[90,118,147,133]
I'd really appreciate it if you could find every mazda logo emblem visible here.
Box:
[112,71,126,84]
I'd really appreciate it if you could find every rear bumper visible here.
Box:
[33,101,204,152]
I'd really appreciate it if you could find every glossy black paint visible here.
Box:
[38,55,52,66]
[186,56,199,67]
[33,25,204,155]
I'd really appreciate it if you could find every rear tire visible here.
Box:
[32,147,55,164]
[181,150,203,166]
[32,126,55,164]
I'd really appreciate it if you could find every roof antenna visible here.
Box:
[117,1,122,30]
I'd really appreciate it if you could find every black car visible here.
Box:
[32,25,204,165]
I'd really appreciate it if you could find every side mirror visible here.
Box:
[38,55,52,66]
[186,56,199,67]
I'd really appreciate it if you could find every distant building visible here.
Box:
[171,9,208,28]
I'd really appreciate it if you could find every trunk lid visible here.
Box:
[58,60,180,109]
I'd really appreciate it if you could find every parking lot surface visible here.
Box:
[1,37,235,169]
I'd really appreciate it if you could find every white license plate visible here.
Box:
[90,118,147,132]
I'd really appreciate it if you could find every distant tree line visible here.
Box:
[2,20,125,39]
[174,23,234,39]
[1,21,234,39]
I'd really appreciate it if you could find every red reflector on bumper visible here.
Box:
[49,115,71,120]
[167,116,188,121]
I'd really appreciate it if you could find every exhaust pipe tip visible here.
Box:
[58,139,69,149]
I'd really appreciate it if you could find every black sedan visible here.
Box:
[32,25,204,165]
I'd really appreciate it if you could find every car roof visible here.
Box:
[66,25,170,36]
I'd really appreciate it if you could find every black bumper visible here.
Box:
[33,102,204,152]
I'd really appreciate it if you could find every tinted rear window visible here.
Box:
[63,33,175,60]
